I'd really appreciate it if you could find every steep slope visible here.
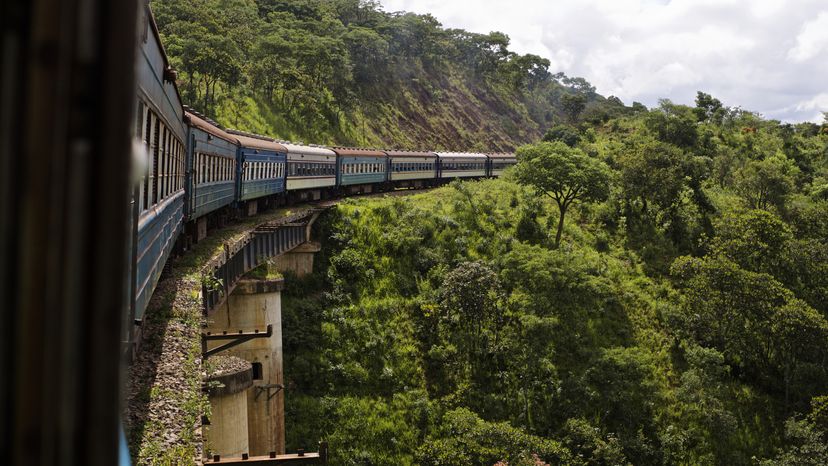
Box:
[151,0,619,150]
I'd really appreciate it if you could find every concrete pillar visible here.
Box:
[197,216,208,241]
[273,242,321,277]
[205,279,285,456]
[205,358,252,459]
[246,200,258,217]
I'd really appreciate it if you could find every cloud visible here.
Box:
[379,0,828,122]
[787,11,828,62]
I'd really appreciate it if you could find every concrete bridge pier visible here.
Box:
[205,278,285,456]
[205,358,253,458]
[273,241,321,277]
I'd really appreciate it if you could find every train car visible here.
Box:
[333,147,388,194]
[132,5,188,323]
[487,152,517,177]
[436,152,488,180]
[185,111,239,239]
[386,150,438,188]
[283,142,337,201]
[228,130,287,216]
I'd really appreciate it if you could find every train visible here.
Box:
[130,6,516,325]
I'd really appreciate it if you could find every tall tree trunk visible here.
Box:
[555,204,566,248]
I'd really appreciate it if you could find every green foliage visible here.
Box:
[670,255,828,412]
[736,154,799,210]
[542,124,581,147]
[417,408,577,466]
[152,0,611,148]
[514,141,612,247]
[279,169,827,465]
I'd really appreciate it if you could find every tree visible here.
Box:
[645,100,699,148]
[709,209,792,275]
[735,154,799,210]
[561,93,587,123]
[542,125,581,147]
[439,261,503,366]
[614,134,688,215]
[670,255,828,411]
[694,91,725,123]
[514,142,612,247]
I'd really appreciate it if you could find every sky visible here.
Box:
[378,0,828,123]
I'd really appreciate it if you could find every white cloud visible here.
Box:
[379,0,828,122]
[787,11,828,62]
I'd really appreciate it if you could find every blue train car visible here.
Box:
[132,6,188,322]
[334,147,388,194]
[185,111,239,239]
[228,130,287,215]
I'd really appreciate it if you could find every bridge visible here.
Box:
[124,200,350,463]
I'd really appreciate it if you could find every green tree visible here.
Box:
[542,124,581,147]
[561,93,587,123]
[514,141,612,247]
[694,91,725,124]
[645,99,699,148]
[736,154,799,210]
[671,255,828,411]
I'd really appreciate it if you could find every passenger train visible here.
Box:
[130,6,517,324]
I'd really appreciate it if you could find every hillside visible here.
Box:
[151,0,625,150]
[279,96,827,463]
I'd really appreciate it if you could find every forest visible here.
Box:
[279,98,827,465]
[152,0,615,150]
[148,0,828,464]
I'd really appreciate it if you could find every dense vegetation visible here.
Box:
[152,0,622,150]
[149,1,828,463]
[279,97,827,465]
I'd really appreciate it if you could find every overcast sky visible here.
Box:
[378,0,828,123]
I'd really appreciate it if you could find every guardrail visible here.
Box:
[201,207,328,315]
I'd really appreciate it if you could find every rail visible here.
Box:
[200,206,329,315]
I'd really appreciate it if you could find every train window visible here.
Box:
[165,129,171,194]
[151,117,160,204]
[164,129,171,197]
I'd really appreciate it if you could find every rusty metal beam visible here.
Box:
[205,442,328,464]
[202,324,273,358]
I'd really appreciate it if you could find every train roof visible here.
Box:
[436,152,488,159]
[141,5,185,128]
[487,152,516,159]
[279,142,337,157]
[185,111,238,144]
[331,147,387,157]
[226,129,287,153]
[384,150,438,158]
